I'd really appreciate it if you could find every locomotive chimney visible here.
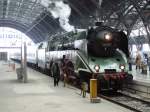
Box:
[95,22,103,26]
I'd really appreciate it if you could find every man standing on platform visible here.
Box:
[61,55,67,87]
[81,81,88,98]
[128,57,132,71]
[52,62,60,86]
[147,57,150,71]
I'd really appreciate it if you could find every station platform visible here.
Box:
[126,65,150,99]
[129,65,150,84]
[0,61,131,112]
[124,65,150,98]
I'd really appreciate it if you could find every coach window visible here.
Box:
[74,31,86,40]
[57,45,62,50]
[67,43,74,50]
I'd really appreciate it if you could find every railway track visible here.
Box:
[99,91,150,112]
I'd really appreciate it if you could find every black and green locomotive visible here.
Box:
[46,25,133,91]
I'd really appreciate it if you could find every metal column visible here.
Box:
[23,42,27,83]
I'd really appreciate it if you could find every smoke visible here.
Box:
[41,0,50,7]
[41,0,74,32]
[99,0,103,6]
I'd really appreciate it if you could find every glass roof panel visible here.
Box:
[0,0,46,26]
[0,0,149,43]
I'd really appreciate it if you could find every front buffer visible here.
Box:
[97,72,133,92]
[78,68,133,92]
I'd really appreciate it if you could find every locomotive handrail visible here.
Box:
[76,51,93,74]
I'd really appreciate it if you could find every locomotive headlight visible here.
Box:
[94,65,100,72]
[120,64,125,70]
[104,33,112,41]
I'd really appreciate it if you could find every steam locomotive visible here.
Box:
[11,24,133,91]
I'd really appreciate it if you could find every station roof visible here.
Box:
[0,0,149,44]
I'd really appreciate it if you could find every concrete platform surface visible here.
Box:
[129,65,150,84]
[0,61,131,112]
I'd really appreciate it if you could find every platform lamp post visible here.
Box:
[21,40,23,75]
[23,42,27,83]
[90,65,100,103]
[20,36,28,83]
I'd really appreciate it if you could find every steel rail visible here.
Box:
[99,92,150,112]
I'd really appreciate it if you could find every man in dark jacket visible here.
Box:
[52,62,60,86]
[147,57,150,71]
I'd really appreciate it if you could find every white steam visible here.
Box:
[99,0,103,6]
[41,0,74,32]
[41,0,50,7]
